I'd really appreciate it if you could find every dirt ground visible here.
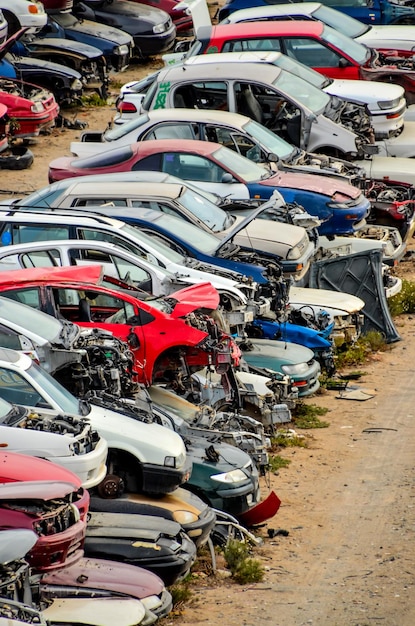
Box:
[2,36,415,626]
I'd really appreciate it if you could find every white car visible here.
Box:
[0,392,108,490]
[221,3,415,55]
[0,348,191,495]
[0,0,47,34]
[155,51,415,154]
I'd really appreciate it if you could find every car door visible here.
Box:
[281,36,360,79]
[159,151,250,198]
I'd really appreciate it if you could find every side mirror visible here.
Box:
[267,152,280,163]
[338,57,350,68]
[221,172,235,183]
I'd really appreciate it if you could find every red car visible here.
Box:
[0,264,237,387]
[191,21,415,104]
[0,76,59,138]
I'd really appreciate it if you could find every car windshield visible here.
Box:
[0,297,65,343]
[104,113,150,142]
[179,188,229,231]
[321,24,370,65]
[0,396,26,425]
[313,5,369,39]
[213,145,270,182]
[15,186,66,209]
[28,362,83,415]
[243,119,293,160]
[273,71,330,114]
[146,212,222,255]
[118,222,187,262]
[273,53,329,89]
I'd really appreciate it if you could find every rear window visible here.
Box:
[74,146,134,169]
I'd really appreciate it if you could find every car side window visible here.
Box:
[174,82,228,111]
[0,367,48,408]
[205,124,260,160]
[130,199,184,220]
[19,249,63,268]
[0,225,70,246]
[143,122,197,141]
[283,37,342,67]
[131,154,162,171]
[161,152,226,183]
[222,38,281,53]
[73,198,128,207]
[1,288,41,309]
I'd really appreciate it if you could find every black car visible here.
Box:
[73,0,176,59]
[16,34,108,98]
[42,12,133,72]
[0,30,83,105]
[84,512,197,586]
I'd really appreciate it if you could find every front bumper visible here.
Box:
[376,120,415,158]
[141,456,192,495]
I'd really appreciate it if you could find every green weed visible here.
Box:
[388,279,415,316]
[292,402,330,429]
[80,93,108,107]
[223,539,264,584]
[268,454,291,471]
[335,331,387,368]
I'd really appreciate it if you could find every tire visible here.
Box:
[0,147,34,170]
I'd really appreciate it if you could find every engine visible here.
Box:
[54,328,139,399]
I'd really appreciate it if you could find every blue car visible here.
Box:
[217,0,415,24]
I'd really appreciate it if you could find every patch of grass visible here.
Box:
[170,575,193,607]
[292,402,330,429]
[80,92,108,107]
[270,432,308,448]
[223,539,264,584]
[388,278,415,316]
[268,454,291,471]
[335,331,387,368]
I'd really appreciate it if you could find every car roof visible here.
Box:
[127,138,226,158]
[0,264,103,287]
[144,107,251,127]
[163,59,282,82]
[53,180,186,199]
[228,2,322,20]
[0,207,127,227]
[200,20,324,39]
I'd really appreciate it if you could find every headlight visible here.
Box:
[115,45,130,56]
[164,455,176,468]
[71,78,83,92]
[281,362,310,376]
[153,23,167,34]
[141,596,162,612]
[287,244,302,260]
[174,510,198,524]
[211,468,247,484]
[31,102,45,113]
[377,98,400,110]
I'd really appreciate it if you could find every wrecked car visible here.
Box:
[84,512,197,586]
[0,395,108,489]
[0,348,191,495]
[0,264,240,390]
[0,480,86,572]
[90,486,216,549]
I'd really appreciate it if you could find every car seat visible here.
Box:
[237,87,263,124]
[78,298,92,322]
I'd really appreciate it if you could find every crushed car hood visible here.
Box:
[31,37,104,59]
[0,450,82,485]
[261,170,361,200]
[326,78,404,107]
[0,479,79,501]
[167,282,220,317]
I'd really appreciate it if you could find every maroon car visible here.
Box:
[0,480,86,572]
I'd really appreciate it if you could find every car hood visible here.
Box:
[96,1,169,23]
[261,170,361,200]
[241,338,315,364]
[0,479,79,501]
[65,16,132,45]
[360,25,415,44]
[167,282,220,317]
[32,37,104,60]
[223,214,306,252]
[0,529,38,563]
[215,203,283,253]
[289,286,365,314]
[43,556,165,600]
[0,450,82,485]
[326,78,404,106]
